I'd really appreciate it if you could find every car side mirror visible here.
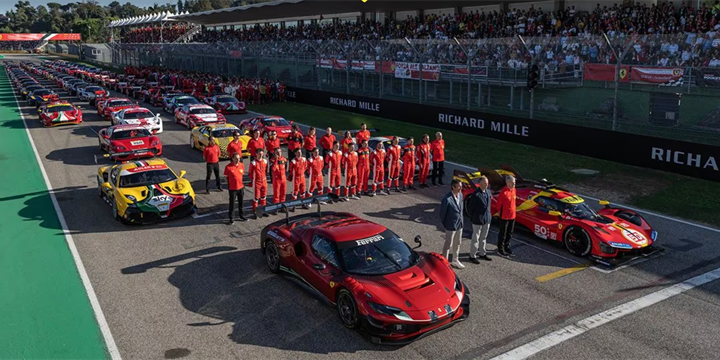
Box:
[413,235,422,249]
[312,263,326,271]
[102,182,112,191]
[179,170,187,178]
[103,134,109,139]
[548,210,562,217]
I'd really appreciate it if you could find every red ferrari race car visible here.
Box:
[101,98,137,121]
[454,165,658,262]
[174,104,226,129]
[258,198,470,345]
[98,124,162,161]
[38,101,82,127]
[204,94,246,114]
[239,115,294,142]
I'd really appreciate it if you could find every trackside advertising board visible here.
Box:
[286,87,720,182]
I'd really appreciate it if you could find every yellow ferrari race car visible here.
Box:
[190,123,251,159]
[97,159,196,224]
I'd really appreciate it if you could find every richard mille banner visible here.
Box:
[286,87,720,182]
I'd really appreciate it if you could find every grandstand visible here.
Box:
[68,0,720,145]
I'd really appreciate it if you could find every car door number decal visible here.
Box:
[534,224,557,240]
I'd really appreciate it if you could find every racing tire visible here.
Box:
[112,199,119,221]
[190,135,196,149]
[337,289,360,329]
[563,226,592,257]
[97,176,104,198]
[264,240,281,273]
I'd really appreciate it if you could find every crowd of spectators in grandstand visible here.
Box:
[0,41,41,52]
[123,24,194,43]
[120,2,720,68]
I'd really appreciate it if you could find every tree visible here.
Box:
[177,0,183,13]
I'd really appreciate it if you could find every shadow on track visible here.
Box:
[120,246,393,354]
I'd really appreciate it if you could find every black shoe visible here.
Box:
[262,213,269,217]
[228,219,235,225]
[497,249,508,257]
[438,181,445,186]
[385,189,391,195]
[217,187,223,192]
[271,210,278,215]
[505,248,514,256]
[205,189,210,194]
[238,216,248,222]
[469,257,481,264]
[395,188,402,193]
[431,182,436,187]
[409,185,416,190]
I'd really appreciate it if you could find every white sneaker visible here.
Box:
[451,261,465,269]
[351,195,360,200]
[319,201,328,205]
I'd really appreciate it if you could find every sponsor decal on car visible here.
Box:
[355,234,384,246]
[268,230,286,242]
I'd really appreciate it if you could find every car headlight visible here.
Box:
[651,230,658,241]
[125,195,136,201]
[367,301,413,321]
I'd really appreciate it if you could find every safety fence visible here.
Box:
[73,36,720,145]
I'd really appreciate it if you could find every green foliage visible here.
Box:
[2,0,247,42]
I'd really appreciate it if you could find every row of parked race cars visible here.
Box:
[5,59,661,346]
[7,59,474,345]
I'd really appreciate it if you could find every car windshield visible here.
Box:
[337,230,419,276]
[212,129,235,138]
[263,118,290,126]
[190,107,215,115]
[556,201,608,222]
[34,90,52,96]
[110,100,134,107]
[177,98,199,105]
[47,105,75,112]
[119,169,176,187]
[112,128,151,139]
[216,96,238,103]
[123,111,153,119]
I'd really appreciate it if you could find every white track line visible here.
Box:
[10,75,122,360]
[491,266,720,360]
[445,160,720,233]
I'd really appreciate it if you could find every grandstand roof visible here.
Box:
[172,0,523,26]
[109,11,188,27]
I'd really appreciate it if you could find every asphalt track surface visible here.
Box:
[10,55,720,360]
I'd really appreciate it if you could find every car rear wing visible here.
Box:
[254,193,340,225]
[93,149,159,164]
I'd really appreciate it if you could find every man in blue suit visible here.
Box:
[440,179,465,269]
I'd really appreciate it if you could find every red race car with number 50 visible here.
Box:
[454,165,658,261]
[259,199,470,345]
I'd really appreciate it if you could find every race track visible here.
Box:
[9,55,720,360]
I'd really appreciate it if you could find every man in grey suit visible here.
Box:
[440,179,465,269]
[467,176,493,263]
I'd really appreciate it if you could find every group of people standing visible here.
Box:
[201,123,448,224]
[439,175,517,268]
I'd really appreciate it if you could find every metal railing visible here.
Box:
[94,35,720,145]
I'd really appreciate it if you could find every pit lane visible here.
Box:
[10,56,720,359]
